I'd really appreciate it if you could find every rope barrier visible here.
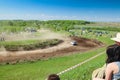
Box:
[57,51,105,75]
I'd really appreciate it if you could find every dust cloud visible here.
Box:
[38,28,66,40]
[2,28,67,41]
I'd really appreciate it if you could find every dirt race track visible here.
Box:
[0,36,104,64]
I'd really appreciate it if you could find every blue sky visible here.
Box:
[0,0,120,22]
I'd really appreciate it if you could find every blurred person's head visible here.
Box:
[111,33,120,45]
[47,74,60,80]
[106,44,120,63]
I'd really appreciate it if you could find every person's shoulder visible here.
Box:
[107,62,116,68]
[106,63,116,73]
[107,62,119,69]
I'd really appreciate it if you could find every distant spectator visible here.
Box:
[47,74,60,80]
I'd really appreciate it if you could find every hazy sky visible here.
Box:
[0,0,120,22]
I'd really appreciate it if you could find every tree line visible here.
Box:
[0,20,91,32]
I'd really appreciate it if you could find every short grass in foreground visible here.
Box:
[0,47,105,80]
[60,53,105,80]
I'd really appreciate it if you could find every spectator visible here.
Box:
[111,33,120,46]
[93,44,120,80]
[92,32,120,79]
[47,74,60,80]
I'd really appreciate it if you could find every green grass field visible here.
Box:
[0,21,119,80]
[0,47,105,80]
[0,31,115,80]
[60,54,105,80]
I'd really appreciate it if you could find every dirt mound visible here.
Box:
[0,36,104,64]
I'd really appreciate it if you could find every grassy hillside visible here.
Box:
[0,33,114,80]
[60,53,105,80]
[0,20,120,80]
[0,47,105,80]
